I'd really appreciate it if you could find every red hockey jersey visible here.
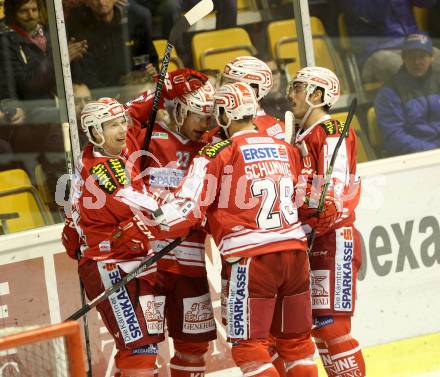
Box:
[69,90,157,266]
[294,115,361,230]
[143,122,208,277]
[253,109,285,140]
[158,130,308,261]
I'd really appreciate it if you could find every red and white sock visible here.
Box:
[271,352,286,377]
[315,339,337,377]
[327,338,366,377]
[170,355,206,377]
[242,363,280,377]
[285,356,318,377]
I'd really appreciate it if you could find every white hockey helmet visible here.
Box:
[173,81,215,130]
[291,66,340,109]
[222,56,273,101]
[80,98,127,147]
[214,82,258,135]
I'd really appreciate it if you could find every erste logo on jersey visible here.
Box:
[265,123,283,137]
[240,144,288,163]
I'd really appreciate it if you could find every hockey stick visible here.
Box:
[308,97,358,252]
[142,0,214,155]
[284,110,295,144]
[65,236,184,321]
[61,123,93,377]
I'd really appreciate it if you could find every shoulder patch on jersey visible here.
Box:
[319,120,345,136]
[89,159,128,194]
[152,132,169,139]
[107,158,129,186]
[198,139,231,158]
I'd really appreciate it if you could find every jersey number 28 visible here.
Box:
[250,177,297,229]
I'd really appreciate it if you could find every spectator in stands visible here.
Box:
[73,82,92,147]
[66,0,158,89]
[0,0,86,102]
[375,33,440,156]
[0,99,25,125]
[428,1,440,47]
[73,82,92,121]
[133,0,181,38]
[338,0,440,83]
[308,0,339,37]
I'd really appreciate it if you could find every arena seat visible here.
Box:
[153,39,184,71]
[267,17,327,59]
[192,27,257,71]
[413,6,429,32]
[267,17,326,59]
[330,112,376,163]
[237,0,252,11]
[337,13,384,95]
[267,18,350,93]
[0,169,53,234]
[35,163,52,208]
[367,107,382,150]
[337,13,350,50]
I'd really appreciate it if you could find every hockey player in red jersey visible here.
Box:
[138,81,218,377]
[221,55,291,376]
[61,69,208,377]
[146,82,318,377]
[221,56,286,141]
[286,66,365,377]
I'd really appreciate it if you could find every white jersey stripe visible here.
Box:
[220,226,306,255]
[218,222,303,251]
[218,223,305,250]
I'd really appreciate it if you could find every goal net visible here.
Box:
[0,321,86,377]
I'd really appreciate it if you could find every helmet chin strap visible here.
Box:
[88,126,106,148]
[298,85,326,130]
[218,117,232,138]
[172,105,186,135]
[297,105,313,130]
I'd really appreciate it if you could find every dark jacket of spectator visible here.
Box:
[375,67,440,155]
[0,25,55,100]
[338,0,437,64]
[428,1,440,46]
[67,2,158,89]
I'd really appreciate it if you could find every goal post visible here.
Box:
[0,321,86,377]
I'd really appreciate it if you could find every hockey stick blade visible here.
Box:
[284,110,295,144]
[142,0,213,167]
[170,0,213,44]
[185,0,213,26]
[65,237,184,321]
